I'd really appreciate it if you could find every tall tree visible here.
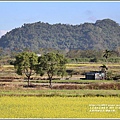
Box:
[14,52,38,86]
[36,52,68,88]
[103,49,111,61]
[102,49,113,79]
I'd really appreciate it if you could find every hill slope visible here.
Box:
[0,19,120,52]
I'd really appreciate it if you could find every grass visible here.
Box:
[2,65,14,68]
[0,96,120,118]
[31,79,115,84]
[66,63,120,67]
[0,89,120,97]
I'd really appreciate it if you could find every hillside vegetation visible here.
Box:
[0,19,120,53]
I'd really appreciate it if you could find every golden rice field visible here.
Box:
[0,96,120,118]
[66,63,120,67]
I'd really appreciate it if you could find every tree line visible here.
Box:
[1,48,120,67]
[66,49,120,63]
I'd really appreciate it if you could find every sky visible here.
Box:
[0,1,120,37]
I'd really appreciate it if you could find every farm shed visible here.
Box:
[85,71,105,80]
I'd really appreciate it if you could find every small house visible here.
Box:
[85,71,105,80]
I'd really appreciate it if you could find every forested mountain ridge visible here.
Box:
[0,18,120,53]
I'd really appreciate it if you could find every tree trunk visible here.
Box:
[27,76,30,87]
[104,71,107,80]
[49,78,52,88]
[48,72,53,88]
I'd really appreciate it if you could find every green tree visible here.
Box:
[14,52,38,86]
[99,64,108,79]
[102,49,113,79]
[36,52,68,88]
[103,49,111,61]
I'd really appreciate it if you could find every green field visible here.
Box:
[0,89,120,97]
[0,96,120,118]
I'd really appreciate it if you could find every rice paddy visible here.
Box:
[0,96,120,118]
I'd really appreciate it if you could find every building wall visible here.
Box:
[86,72,105,80]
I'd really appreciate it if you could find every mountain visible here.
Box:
[0,18,120,53]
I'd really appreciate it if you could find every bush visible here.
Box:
[106,71,114,80]
[90,57,98,62]
[86,83,120,90]
[113,75,120,80]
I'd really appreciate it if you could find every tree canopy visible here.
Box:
[14,52,38,86]
[0,19,120,54]
[36,52,68,87]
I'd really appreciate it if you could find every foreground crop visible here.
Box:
[0,96,120,118]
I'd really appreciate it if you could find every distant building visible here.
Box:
[36,54,41,57]
[85,71,105,80]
